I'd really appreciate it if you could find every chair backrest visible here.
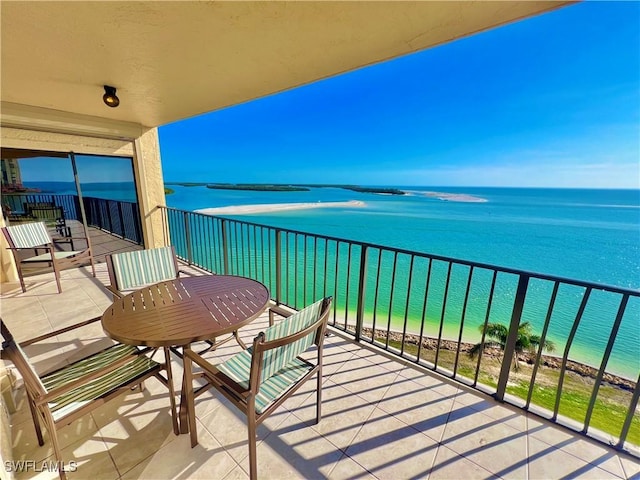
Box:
[259,297,329,381]
[24,201,55,214]
[0,321,48,398]
[2,222,52,248]
[31,206,65,223]
[107,246,179,291]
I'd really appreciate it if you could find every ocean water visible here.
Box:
[164,185,640,379]
[31,182,640,378]
[166,186,640,288]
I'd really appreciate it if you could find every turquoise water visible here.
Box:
[165,185,640,379]
[166,186,639,287]
[33,182,639,378]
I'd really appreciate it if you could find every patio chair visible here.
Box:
[105,245,181,299]
[30,206,72,239]
[106,246,223,354]
[183,296,332,480]
[1,221,95,294]
[0,319,177,480]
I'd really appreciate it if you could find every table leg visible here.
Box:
[233,330,248,350]
[179,354,190,434]
[163,347,179,436]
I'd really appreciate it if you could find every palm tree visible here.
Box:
[468,321,555,371]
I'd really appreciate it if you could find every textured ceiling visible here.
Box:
[1,1,570,129]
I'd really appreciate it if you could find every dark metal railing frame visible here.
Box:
[159,206,639,451]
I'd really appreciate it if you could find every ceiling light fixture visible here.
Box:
[103,85,120,108]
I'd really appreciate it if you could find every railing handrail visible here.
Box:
[160,206,639,296]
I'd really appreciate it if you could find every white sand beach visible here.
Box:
[195,200,365,216]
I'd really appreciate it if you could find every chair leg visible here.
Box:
[42,411,67,480]
[14,261,27,293]
[52,266,63,293]
[248,401,258,480]
[89,254,96,277]
[26,390,44,446]
[316,369,322,424]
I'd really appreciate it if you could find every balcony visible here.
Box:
[1,227,639,478]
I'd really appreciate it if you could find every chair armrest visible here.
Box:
[52,236,88,242]
[19,317,102,347]
[5,245,53,253]
[105,285,124,299]
[268,304,294,326]
[184,349,250,397]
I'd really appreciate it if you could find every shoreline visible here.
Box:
[195,200,365,216]
[361,327,636,391]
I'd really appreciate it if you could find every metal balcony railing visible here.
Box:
[160,206,639,452]
[2,193,142,244]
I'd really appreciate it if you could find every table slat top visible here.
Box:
[102,275,270,347]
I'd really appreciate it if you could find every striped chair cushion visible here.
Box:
[111,246,177,291]
[217,348,313,414]
[5,222,51,248]
[261,298,324,381]
[41,344,160,422]
[217,298,324,412]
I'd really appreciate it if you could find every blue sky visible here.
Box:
[158,2,639,188]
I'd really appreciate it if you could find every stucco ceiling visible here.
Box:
[1,1,571,129]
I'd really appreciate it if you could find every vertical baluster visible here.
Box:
[473,269,497,387]
[434,262,453,369]
[371,249,383,343]
[333,241,339,327]
[275,230,282,305]
[118,201,125,239]
[183,211,192,265]
[323,238,329,299]
[617,371,640,448]
[583,294,629,432]
[385,252,398,349]
[221,219,229,274]
[526,281,559,407]
[303,235,308,306]
[496,274,530,401]
[416,258,433,362]
[552,287,591,418]
[312,237,318,301]
[253,226,259,280]
[453,266,473,378]
[343,243,353,330]
[400,255,415,356]
[355,245,368,342]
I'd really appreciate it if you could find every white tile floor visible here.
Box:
[1,262,639,479]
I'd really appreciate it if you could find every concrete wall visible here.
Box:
[0,121,167,285]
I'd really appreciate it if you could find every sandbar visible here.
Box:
[195,200,365,216]
[407,190,488,203]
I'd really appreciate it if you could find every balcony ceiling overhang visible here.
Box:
[1,1,571,130]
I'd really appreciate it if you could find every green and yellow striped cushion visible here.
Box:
[217,348,312,414]
[41,344,160,422]
[5,222,51,248]
[217,298,324,413]
[261,298,323,381]
[111,246,177,291]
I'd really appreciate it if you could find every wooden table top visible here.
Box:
[101,275,270,348]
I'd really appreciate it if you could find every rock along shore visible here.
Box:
[361,327,636,392]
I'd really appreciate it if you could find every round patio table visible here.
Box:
[102,274,270,348]
[101,274,270,433]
